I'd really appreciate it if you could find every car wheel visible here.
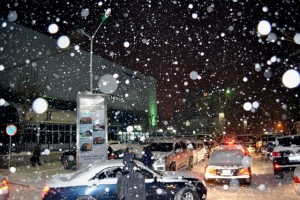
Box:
[170,162,176,171]
[174,188,197,200]
[76,196,97,200]
[275,172,283,179]
[246,176,252,185]
[188,157,193,170]
[61,157,71,170]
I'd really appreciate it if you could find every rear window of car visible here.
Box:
[148,142,174,152]
[208,149,244,165]
[276,136,300,147]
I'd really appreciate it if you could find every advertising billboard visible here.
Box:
[77,93,107,169]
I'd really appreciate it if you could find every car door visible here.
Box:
[197,141,207,160]
[87,166,123,200]
[173,141,185,168]
[140,168,167,200]
[188,141,198,164]
[178,140,191,169]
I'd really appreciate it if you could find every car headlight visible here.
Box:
[153,158,165,165]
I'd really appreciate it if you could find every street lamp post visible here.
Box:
[77,8,111,93]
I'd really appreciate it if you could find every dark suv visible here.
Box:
[272,135,300,179]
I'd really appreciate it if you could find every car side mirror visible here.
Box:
[154,176,158,182]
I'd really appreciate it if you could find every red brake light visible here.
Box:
[272,152,281,158]
[226,140,235,145]
[274,163,280,169]
[294,175,300,183]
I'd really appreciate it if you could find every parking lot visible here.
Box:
[0,151,298,200]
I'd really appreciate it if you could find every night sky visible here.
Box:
[0,0,299,131]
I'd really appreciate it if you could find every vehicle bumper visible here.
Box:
[273,164,299,172]
[205,174,251,184]
[153,164,166,171]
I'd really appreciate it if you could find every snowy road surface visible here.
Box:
[3,153,299,200]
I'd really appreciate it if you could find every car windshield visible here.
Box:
[148,142,173,152]
[208,149,244,165]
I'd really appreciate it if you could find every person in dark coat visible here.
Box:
[142,147,153,168]
[122,147,135,166]
[116,162,146,200]
[31,143,41,167]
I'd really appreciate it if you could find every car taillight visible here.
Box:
[209,169,216,174]
[274,163,280,169]
[42,185,50,197]
[294,175,300,183]
[1,178,8,193]
[238,168,250,175]
[272,152,281,158]
[206,167,215,175]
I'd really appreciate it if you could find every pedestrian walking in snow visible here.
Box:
[30,143,41,167]
[122,147,135,166]
[142,146,153,168]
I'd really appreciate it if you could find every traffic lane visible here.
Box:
[192,153,298,200]
[4,161,69,200]
[9,183,43,200]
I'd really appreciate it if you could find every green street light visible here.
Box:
[225,87,233,99]
[226,87,231,94]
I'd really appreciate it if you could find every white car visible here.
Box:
[204,147,252,186]
[294,165,300,195]
[236,134,256,153]
[43,159,207,200]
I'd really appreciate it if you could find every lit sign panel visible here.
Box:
[77,93,107,169]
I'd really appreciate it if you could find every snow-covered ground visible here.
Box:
[1,152,299,200]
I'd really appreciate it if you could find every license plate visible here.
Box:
[289,155,300,162]
[222,169,231,176]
